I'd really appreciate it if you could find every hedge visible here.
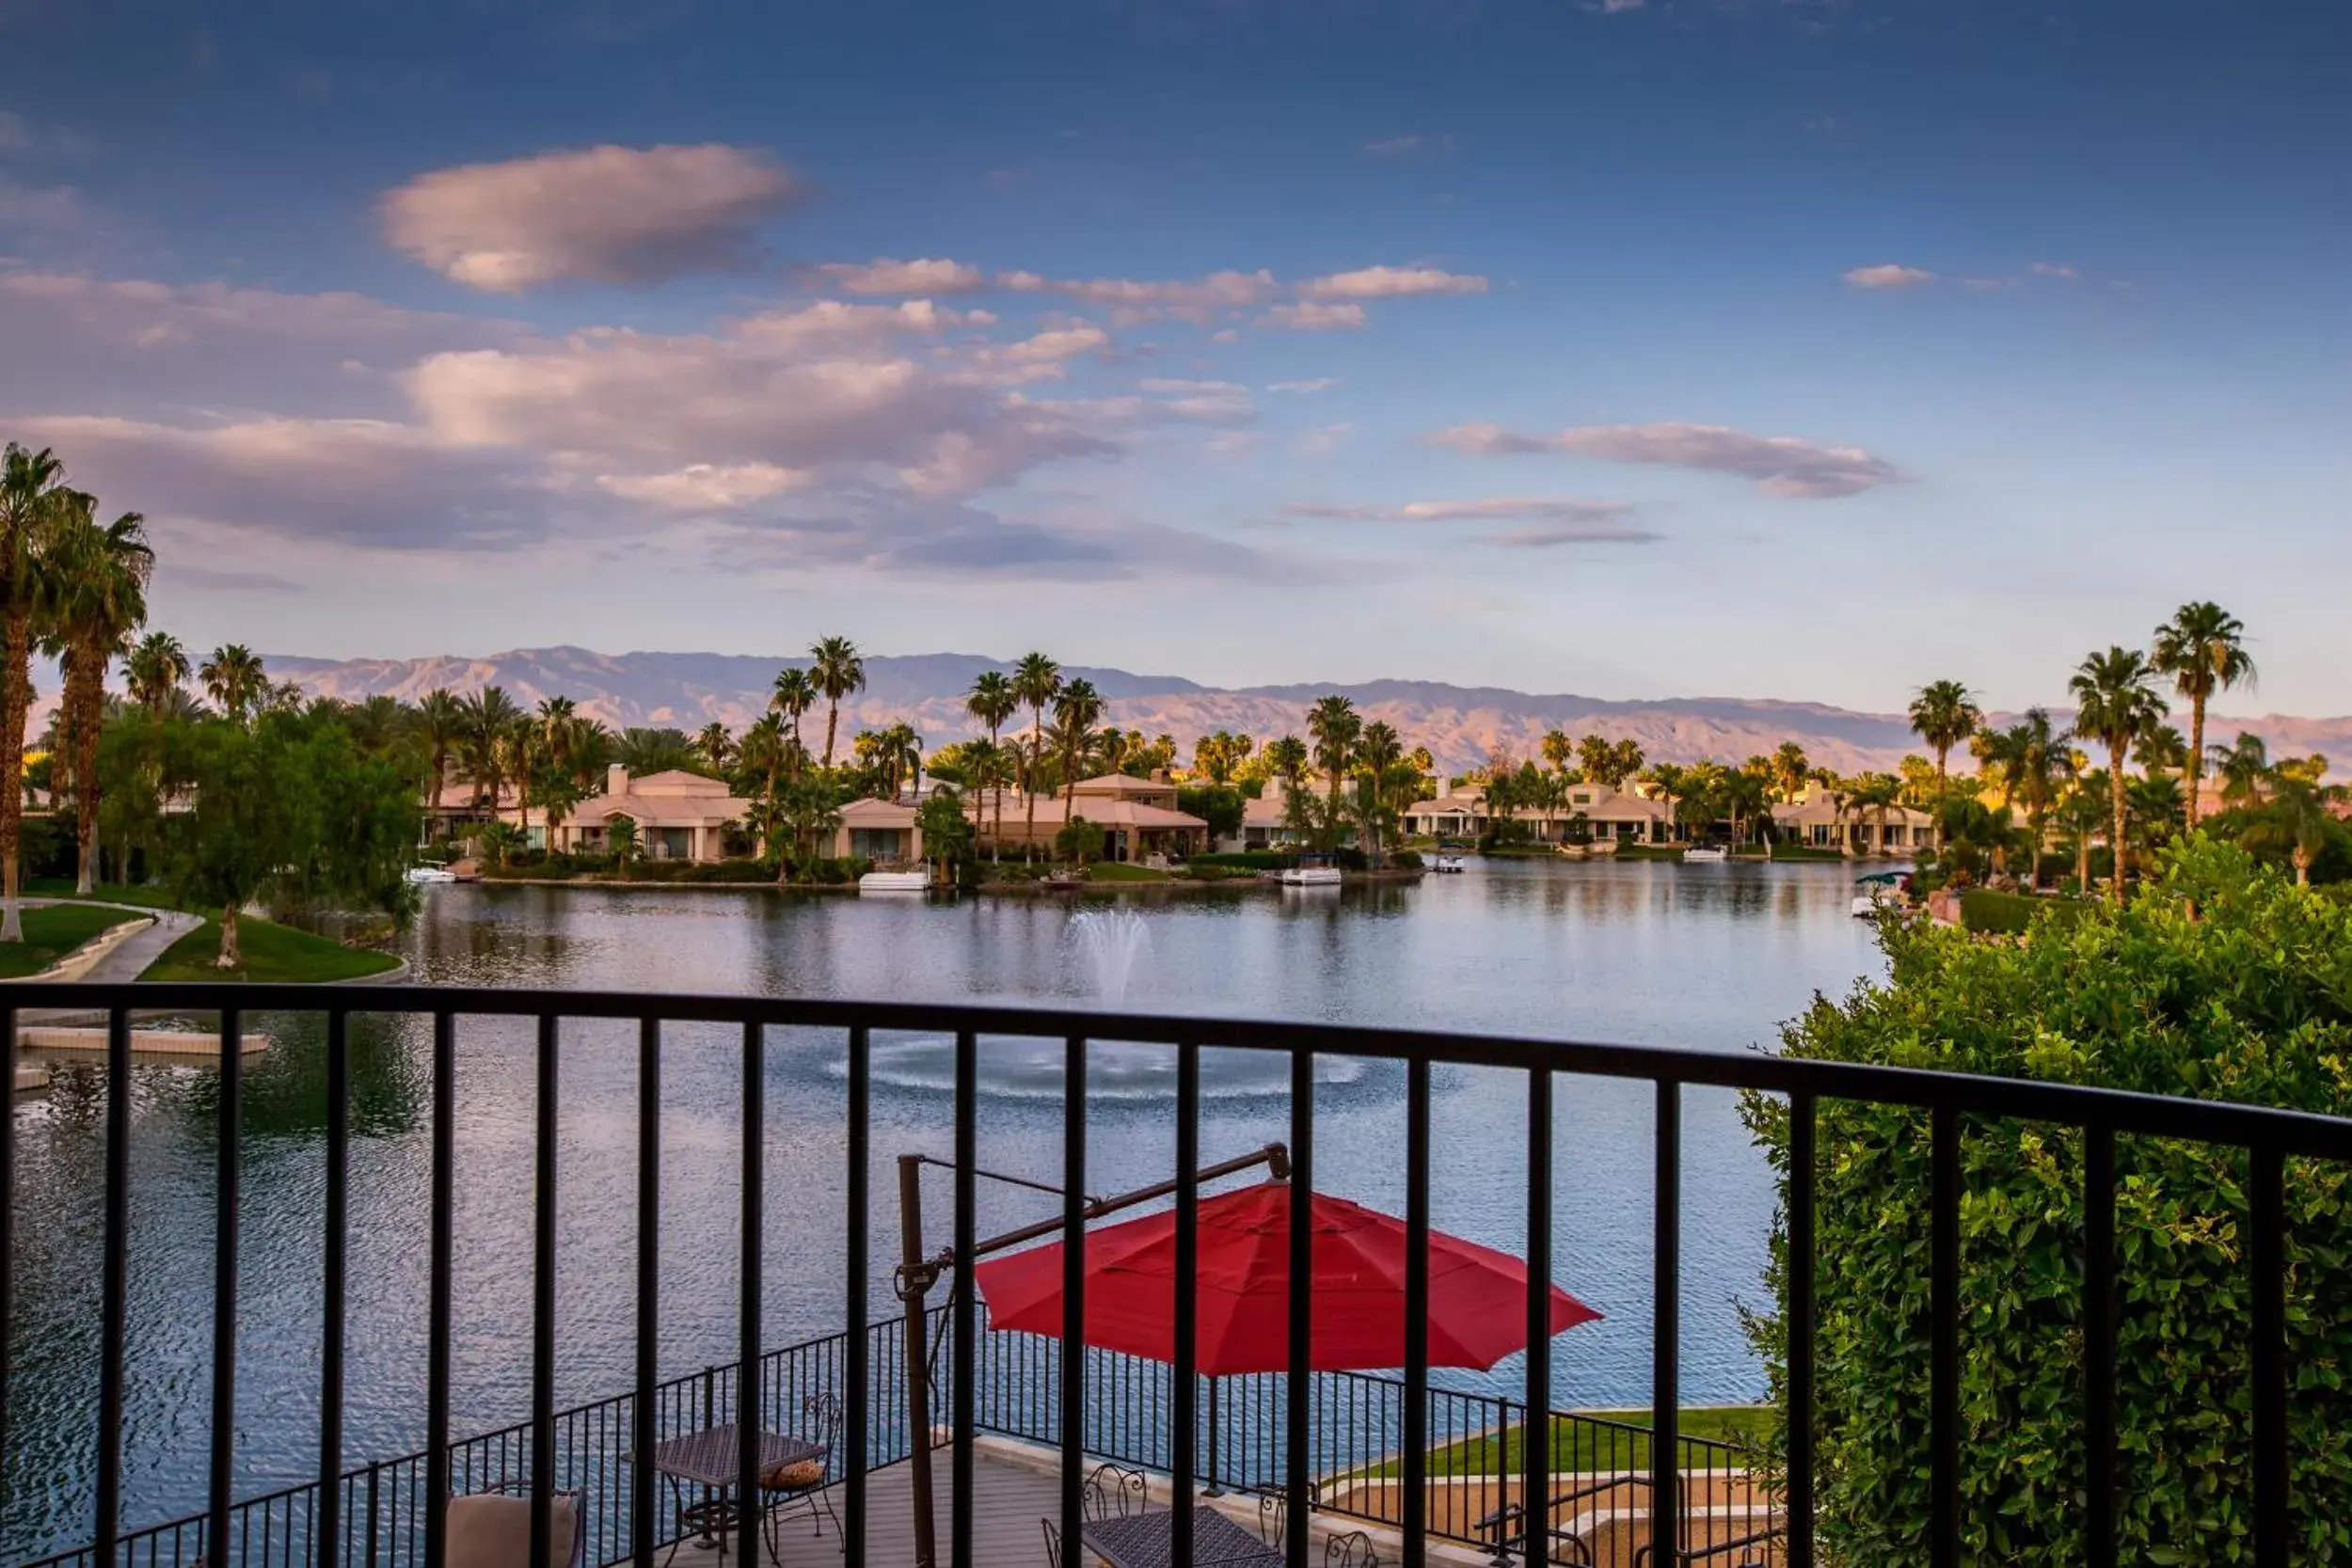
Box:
[1743,837,2352,1562]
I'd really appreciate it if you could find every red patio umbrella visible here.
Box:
[973,1180,1599,1375]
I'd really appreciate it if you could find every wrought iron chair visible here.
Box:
[1042,1517,1064,1568]
[1326,1528,1380,1568]
[1082,1461,1152,1521]
[760,1391,845,1556]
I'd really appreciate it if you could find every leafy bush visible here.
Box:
[1743,837,2352,1563]
[1189,851,1297,871]
[1388,849,1424,870]
[1955,888,2090,936]
[1175,785,1246,840]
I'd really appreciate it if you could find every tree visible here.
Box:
[125,630,189,721]
[2133,724,2187,779]
[0,443,75,942]
[2152,601,2255,830]
[2068,645,2168,902]
[1979,709,2072,890]
[2056,774,2107,893]
[199,643,268,723]
[1845,771,1902,856]
[916,786,975,884]
[1907,679,1982,802]
[1055,815,1106,865]
[1195,730,1254,785]
[1540,728,1577,776]
[2245,770,2347,884]
[2210,732,2272,809]
[964,670,1019,857]
[770,666,816,778]
[39,502,151,893]
[1771,741,1811,804]
[694,721,737,773]
[415,689,465,813]
[615,725,696,777]
[1307,695,1361,848]
[169,720,303,967]
[1052,679,1104,812]
[1353,720,1406,863]
[607,814,639,872]
[808,635,866,772]
[1577,736,1645,791]
[1012,652,1062,858]
[1742,839,2352,1564]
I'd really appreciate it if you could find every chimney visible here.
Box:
[1151,768,1171,785]
[608,763,629,797]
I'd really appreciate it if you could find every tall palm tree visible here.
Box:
[1354,720,1405,862]
[739,713,788,800]
[458,687,524,812]
[965,670,1018,853]
[0,444,75,941]
[2152,601,2255,829]
[199,643,268,722]
[2056,776,2107,894]
[694,721,737,774]
[40,503,151,893]
[1011,653,1062,856]
[770,667,817,778]
[1983,708,2072,890]
[2249,770,2345,885]
[1907,679,1983,803]
[808,636,866,772]
[2209,732,2272,810]
[1307,695,1362,835]
[416,689,466,813]
[1845,772,1903,857]
[2133,724,2187,779]
[1771,741,1811,804]
[2068,645,2167,902]
[1053,679,1104,812]
[1540,728,1577,777]
[125,630,189,721]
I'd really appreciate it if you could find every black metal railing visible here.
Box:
[7,981,2352,1568]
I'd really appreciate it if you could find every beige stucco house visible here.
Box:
[974,774,1211,862]
[534,766,755,862]
[1770,790,1941,854]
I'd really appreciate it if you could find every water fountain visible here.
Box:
[1069,907,1152,1004]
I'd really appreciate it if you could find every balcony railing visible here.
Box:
[6,981,2350,1568]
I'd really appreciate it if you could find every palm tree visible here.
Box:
[694,721,737,774]
[39,502,152,893]
[1053,679,1104,812]
[1983,708,2072,890]
[1540,728,1577,777]
[965,670,1018,853]
[1012,653,1062,857]
[1307,695,1361,841]
[2249,770,2346,885]
[199,643,268,723]
[1908,680,1983,803]
[1845,772,1903,857]
[416,689,466,813]
[770,667,817,778]
[125,630,189,721]
[2209,732,2272,810]
[1771,741,1811,804]
[2068,645,2167,902]
[2134,724,2187,779]
[739,713,788,800]
[2056,777,2107,894]
[458,687,524,813]
[1354,721,1405,863]
[2152,601,2255,830]
[0,444,77,941]
[808,636,866,773]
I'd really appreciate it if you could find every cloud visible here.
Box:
[1137,377,1256,422]
[1594,0,1646,12]
[1259,301,1365,331]
[1301,265,1486,300]
[811,256,987,295]
[1428,420,1905,498]
[1361,135,1423,156]
[380,143,803,290]
[1294,422,1352,456]
[594,462,809,511]
[1842,263,1936,290]
[2029,261,2080,279]
[166,563,303,593]
[1266,378,1338,394]
[997,266,1278,323]
[1483,522,1660,547]
[1285,496,1639,524]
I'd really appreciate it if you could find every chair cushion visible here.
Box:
[445,1492,578,1568]
[763,1457,826,1491]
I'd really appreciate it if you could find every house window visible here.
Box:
[850,829,902,860]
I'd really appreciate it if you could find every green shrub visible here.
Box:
[1388,849,1424,870]
[1955,888,2090,936]
[1771,843,1845,862]
[1743,838,2352,1562]
[1175,785,1246,840]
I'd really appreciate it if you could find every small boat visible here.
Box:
[1683,846,1727,863]
[1852,871,1911,918]
[1277,855,1343,887]
[405,865,458,885]
[859,868,931,894]
[1432,840,1468,874]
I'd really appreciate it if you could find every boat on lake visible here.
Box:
[1278,854,1343,887]
[405,864,458,885]
[1852,870,1913,917]
[1431,840,1468,874]
[860,867,931,893]
[1683,846,1728,863]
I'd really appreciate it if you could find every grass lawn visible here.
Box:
[24,878,190,911]
[1360,1406,1774,1479]
[1615,845,1686,863]
[140,915,402,983]
[0,903,143,978]
[1959,888,2092,936]
[1082,862,1172,882]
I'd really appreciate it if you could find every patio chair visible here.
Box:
[1326,1529,1379,1568]
[761,1391,846,1555]
[1082,1462,1151,1522]
[1258,1481,1321,1546]
[444,1481,585,1568]
[1041,1517,1063,1568]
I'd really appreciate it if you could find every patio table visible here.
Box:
[1083,1505,1283,1568]
[628,1423,826,1556]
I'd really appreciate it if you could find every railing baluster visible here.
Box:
[0,1001,14,1481]
[1287,1049,1312,1568]
[1060,1035,1086,1568]
[1404,1056,1431,1568]
[1930,1105,1960,1568]
[206,1006,245,1567]
[2083,1123,2115,1568]
[846,1023,870,1568]
[1788,1090,1816,1568]
[425,1011,455,1568]
[96,1006,132,1564]
[633,1018,660,1566]
[1653,1079,1680,1565]
[318,1009,349,1568]
[1173,1041,1200,1568]
[532,1014,559,1568]
[2250,1144,2287,1568]
[1523,1067,1550,1568]
[951,1029,978,1568]
[738,1022,764,1564]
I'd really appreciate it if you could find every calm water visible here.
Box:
[2,858,1884,1559]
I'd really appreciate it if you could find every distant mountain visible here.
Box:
[263,644,2352,779]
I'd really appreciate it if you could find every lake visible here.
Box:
[1,857,1884,1560]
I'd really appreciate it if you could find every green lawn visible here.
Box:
[1082,862,1172,882]
[1959,888,2092,936]
[1615,844,1686,863]
[0,904,143,978]
[1359,1407,1774,1479]
[139,916,402,983]
[24,878,189,911]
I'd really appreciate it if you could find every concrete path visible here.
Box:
[11,896,207,1026]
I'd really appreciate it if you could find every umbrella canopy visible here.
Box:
[973,1180,1600,1376]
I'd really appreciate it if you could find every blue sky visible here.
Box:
[2,0,2345,713]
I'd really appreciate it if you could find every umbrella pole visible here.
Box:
[1201,1377,1223,1496]
[898,1154,939,1568]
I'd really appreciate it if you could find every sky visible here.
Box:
[1,0,2345,715]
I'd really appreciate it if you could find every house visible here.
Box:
[535,766,755,863]
[1771,789,1942,855]
[832,797,924,864]
[976,774,1210,862]
[1398,784,1681,845]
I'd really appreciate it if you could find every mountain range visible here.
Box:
[266,645,2352,780]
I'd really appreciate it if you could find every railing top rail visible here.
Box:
[11,980,2351,1158]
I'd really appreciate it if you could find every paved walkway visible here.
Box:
[12,896,206,1024]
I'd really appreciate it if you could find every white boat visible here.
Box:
[1853,872,1910,918]
[1277,864,1344,887]
[405,865,457,885]
[1683,846,1727,863]
[859,869,931,894]
[1432,854,1467,874]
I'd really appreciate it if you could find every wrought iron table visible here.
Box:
[630,1423,826,1558]
[1083,1506,1283,1568]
